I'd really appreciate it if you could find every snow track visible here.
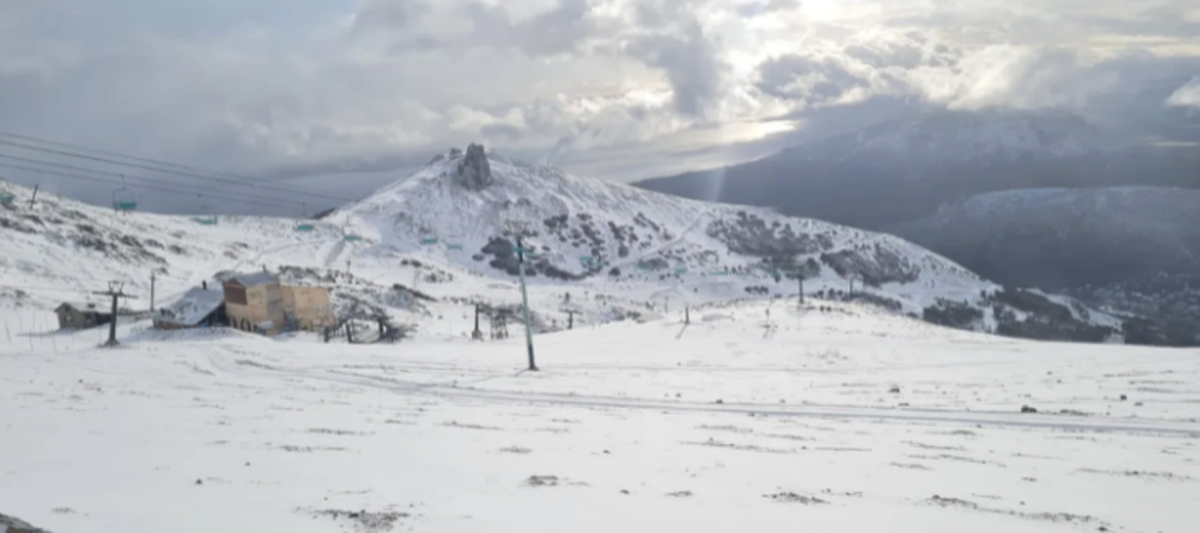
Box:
[4,299,1200,533]
[204,350,1200,438]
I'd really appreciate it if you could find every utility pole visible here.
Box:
[797,272,804,305]
[28,184,38,209]
[92,281,136,347]
[472,304,483,340]
[150,271,156,311]
[515,235,538,371]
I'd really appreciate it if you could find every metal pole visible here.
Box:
[516,236,538,371]
[798,273,804,305]
[105,292,119,347]
[150,271,156,311]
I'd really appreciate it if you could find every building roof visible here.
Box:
[56,301,109,314]
[155,285,225,326]
[224,271,279,287]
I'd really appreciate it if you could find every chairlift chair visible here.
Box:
[341,220,363,242]
[420,236,439,245]
[112,190,138,212]
[192,204,217,225]
[0,191,13,205]
[112,178,138,212]
[294,203,315,232]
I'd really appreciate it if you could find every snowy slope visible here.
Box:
[330,145,991,313]
[2,299,1198,533]
[0,186,344,310]
[0,149,1125,343]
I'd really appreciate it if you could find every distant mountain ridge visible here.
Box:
[889,186,1200,346]
[635,109,1200,229]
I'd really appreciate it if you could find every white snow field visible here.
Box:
[3,301,1199,533]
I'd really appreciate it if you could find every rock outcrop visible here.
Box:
[454,143,494,191]
[1,513,51,533]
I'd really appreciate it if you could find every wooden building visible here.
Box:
[54,302,112,330]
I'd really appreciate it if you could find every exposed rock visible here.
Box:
[0,513,51,533]
[454,144,493,190]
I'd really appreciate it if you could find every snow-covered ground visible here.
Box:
[3,301,1198,533]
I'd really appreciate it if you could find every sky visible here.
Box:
[0,0,1198,214]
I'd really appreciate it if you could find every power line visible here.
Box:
[0,161,316,212]
[0,135,356,204]
[0,152,318,212]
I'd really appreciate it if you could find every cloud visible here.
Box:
[0,0,1197,214]
[625,20,727,119]
[736,0,802,18]
[756,54,869,105]
[352,0,429,34]
[1166,77,1200,108]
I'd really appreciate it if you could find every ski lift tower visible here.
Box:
[503,218,538,371]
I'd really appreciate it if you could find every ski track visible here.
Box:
[204,351,1200,438]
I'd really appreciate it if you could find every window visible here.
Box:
[226,285,248,305]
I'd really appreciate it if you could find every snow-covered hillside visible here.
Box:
[2,299,1198,533]
[331,145,989,310]
[0,148,1124,343]
[887,186,1200,346]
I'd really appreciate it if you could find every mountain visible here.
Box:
[0,146,1127,344]
[635,109,1200,230]
[889,187,1200,346]
[888,187,1200,288]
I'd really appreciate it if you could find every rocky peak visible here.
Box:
[454,143,494,191]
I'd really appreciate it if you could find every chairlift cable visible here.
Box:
[0,153,319,210]
[0,136,356,203]
[0,161,313,212]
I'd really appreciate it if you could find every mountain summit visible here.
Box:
[326,145,1124,342]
